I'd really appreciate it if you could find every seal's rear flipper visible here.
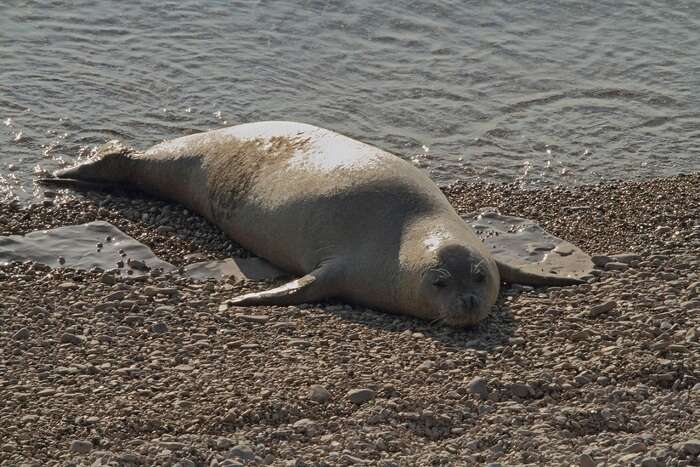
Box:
[227,266,334,307]
[495,260,585,286]
[37,177,122,192]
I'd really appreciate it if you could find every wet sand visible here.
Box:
[1,174,699,466]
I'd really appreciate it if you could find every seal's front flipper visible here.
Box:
[228,266,334,307]
[495,259,584,286]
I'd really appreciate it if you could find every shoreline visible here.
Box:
[1,174,699,466]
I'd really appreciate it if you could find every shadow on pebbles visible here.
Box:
[1,174,699,466]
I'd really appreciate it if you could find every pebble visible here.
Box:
[346,388,376,404]
[604,262,629,271]
[216,437,235,450]
[578,453,596,467]
[308,385,332,403]
[589,301,616,317]
[150,322,168,334]
[100,273,117,285]
[236,314,269,323]
[508,383,533,398]
[610,252,641,264]
[624,442,646,453]
[466,376,489,399]
[293,418,317,434]
[12,327,30,340]
[227,445,256,462]
[591,255,611,267]
[682,439,700,455]
[60,332,83,345]
[159,441,187,450]
[69,439,93,454]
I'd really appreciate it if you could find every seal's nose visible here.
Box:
[460,293,480,311]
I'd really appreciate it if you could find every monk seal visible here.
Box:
[46,121,580,326]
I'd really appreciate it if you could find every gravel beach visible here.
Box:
[1,174,698,466]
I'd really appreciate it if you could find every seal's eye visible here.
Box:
[433,277,449,288]
[473,270,486,283]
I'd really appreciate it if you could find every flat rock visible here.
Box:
[463,209,594,280]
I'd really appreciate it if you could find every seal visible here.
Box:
[47,121,580,326]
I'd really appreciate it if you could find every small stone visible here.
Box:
[508,383,533,398]
[604,262,629,271]
[70,439,93,454]
[309,385,331,403]
[100,273,117,285]
[159,441,187,450]
[235,314,269,323]
[466,376,489,399]
[227,445,255,462]
[60,333,83,345]
[123,315,143,326]
[293,418,317,434]
[624,442,645,453]
[578,453,596,467]
[619,453,641,463]
[681,439,700,455]
[12,327,30,340]
[609,253,641,265]
[216,437,234,450]
[640,458,657,467]
[151,322,168,334]
[591,255,611,268]
[346,388,376,404]
[127,258,148,271]
[589,301,616,317]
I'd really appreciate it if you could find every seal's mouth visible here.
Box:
[440,303,491,327]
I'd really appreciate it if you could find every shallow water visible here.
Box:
[1,0,699,201]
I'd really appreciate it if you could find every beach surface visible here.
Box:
[1,175,698,466]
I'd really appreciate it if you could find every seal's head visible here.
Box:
[416,243,500,327]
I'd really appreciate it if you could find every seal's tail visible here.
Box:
[36,177,121,191]
[40,140,137,188]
